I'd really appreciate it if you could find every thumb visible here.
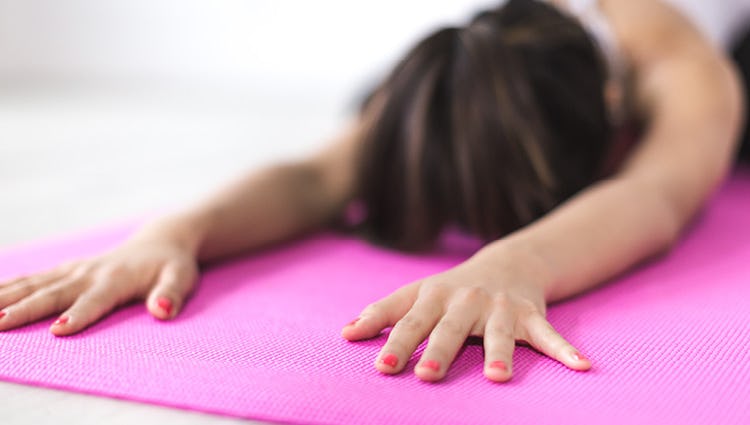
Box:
[146,261,198,320]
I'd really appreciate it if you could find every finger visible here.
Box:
[51,274,130,336]
[522,312,591,371]
[0,274,29,287]
[0,270,69,309]
[482,300,516,382]
[146,262,198,320]
[341,281,420,341]
[414,289,482,381]
[374,288,444,374]
[0,264,72,287]
[0,278,83,332]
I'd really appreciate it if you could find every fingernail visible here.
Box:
[380,353,398,367]
[0,310,6,320]
[422,359,441,372]
[53,315,69,326]
[572,351,589,362]
[489,360,508,372]
[156,297,173,315]
[345,317,360,327]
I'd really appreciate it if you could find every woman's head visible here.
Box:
[355,0,612,251]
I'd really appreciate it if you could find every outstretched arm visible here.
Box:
[0,124,360,335]
[496,0,743,302]
[343,0,743,383]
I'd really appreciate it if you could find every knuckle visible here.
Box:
[12,306,33,325]
[436,318,466,336]
[69,299,105,318]
[524,330,542,348]
[93,263,126,279]
[394,314,425,333]
[52,275,86,294]
[419,281,449,299]
[33,284,61,298]
[179,261,199,278]
[81,289,113,308]
[382,338,410,356]
[361,301,386,317]
[539,335,568,356]
[518,304,543,322]
[6,299,34,323]
[68,264,94,280]
[423,345,450,362]
[159,265,179,282]
[17,279,39,296]
[527,322,564,350]
[537,323,559,340]
[486,324,514,340]
[34,286,68,311]
[456,286,486,304]
[552,341,571,356]
[490,293,511,310]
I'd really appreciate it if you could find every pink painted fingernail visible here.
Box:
[489,361,508,372]
[572,351,589,362]
[53,315,69,326]
[346,317,360,327]
[422,359,441,372]
[380,353,398,367]
[156,297,173,315]
[0,310,6,320]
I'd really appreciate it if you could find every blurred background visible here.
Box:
[0,0,493,248]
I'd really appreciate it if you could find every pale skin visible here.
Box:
[0,0,743,383]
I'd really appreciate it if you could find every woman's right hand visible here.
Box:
[0,228,200,336]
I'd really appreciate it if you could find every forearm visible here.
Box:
[482,177,684,303]
[130,123,360,263]
[479,33,742,304]
[136,161,344,262]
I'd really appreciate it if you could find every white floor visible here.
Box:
[0,77,352,424]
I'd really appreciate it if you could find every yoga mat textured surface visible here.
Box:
[1,171,749,425]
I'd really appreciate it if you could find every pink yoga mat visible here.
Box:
[1,170,749,425]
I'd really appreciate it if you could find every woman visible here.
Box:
[0,0,746,383]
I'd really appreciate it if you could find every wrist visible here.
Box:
[132,209,213,257]
[473,236,557,300]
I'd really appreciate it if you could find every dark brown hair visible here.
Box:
[354,0,612,251]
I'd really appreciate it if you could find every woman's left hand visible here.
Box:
[341,243,592,382]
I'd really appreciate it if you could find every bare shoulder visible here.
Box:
[597,0,717,64]
[594,0,743,196]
